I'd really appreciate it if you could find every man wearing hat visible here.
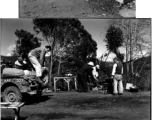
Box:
[77,61,98,92]
[111,57,123,95]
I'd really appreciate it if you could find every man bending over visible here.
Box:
[28,45,51,88]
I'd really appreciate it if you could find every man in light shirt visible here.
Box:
[28,45,51,88]
[111,57,123,95]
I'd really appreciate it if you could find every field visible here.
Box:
[19,0,123,18]
[1,91,150,120]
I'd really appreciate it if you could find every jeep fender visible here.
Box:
[1,82,29,93]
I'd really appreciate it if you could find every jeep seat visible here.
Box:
[2,68,24,77]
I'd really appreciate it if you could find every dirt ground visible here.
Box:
[1,91,150,120]
[19,0,121,18]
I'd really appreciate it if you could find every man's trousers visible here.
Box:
[113,74,123,94]
[28,53,42,77]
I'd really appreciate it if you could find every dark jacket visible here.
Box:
[78,63,95,83]
[115,62,123,74]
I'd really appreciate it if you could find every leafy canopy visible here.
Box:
[13,29,41,58]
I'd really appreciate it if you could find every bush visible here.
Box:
[123,56,151,91]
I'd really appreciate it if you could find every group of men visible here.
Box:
[77,56,124,95]
[13,45,123,95]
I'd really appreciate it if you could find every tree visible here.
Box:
[33,19,97,87]
[13,29,41,58]
[99,25,124,78]
[33,19,64,87]
[105,25,124,61]
[108,19,151,82]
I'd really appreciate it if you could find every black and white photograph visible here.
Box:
[19,0,136,18]
[0,18,151,120]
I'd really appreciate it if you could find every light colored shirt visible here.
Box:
[29,46,48,66]
[92,66,98,78]
[112,63,123,76]
[29,46,46,58]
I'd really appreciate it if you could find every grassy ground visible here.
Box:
[1,91,150,120]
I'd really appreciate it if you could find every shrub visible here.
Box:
[123,56,151,91]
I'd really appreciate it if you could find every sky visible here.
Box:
[80,19,109,57]
[0,19,116,61]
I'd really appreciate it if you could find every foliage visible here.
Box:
[1,55,17,68]
[105,25,124,61]
[109,19,151,60]
[107,19,151,83]
[105,25,123,51]
[99,61,113,79]
[123,56,151,91]
[33,19,97,81]
[13,29,41,58]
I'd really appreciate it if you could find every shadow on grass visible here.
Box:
[20,113,120,120]
[27,113,77,120]
[67,94,150,109]
[23,93,53,105]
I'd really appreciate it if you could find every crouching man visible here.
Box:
[77,61,98,92]
[28,45,51,88]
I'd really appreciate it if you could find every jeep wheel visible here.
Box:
[42,68,49,87]
[2,86,23,103]
[42,75,49,87]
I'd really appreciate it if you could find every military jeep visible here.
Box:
[0,66,49,103]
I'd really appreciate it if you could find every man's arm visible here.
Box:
[40,49,46,67]
[121,65,123,74]
[111,63,117,77]
[90,71,98,87]
[92,67,98,81]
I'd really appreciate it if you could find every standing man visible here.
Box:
[28,45,51,88]
[111,57,123,95]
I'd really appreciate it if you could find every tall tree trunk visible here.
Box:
[129,19,133,83]
[58,56,61,75]
[126,40,129,83]
[126,19,130,83]
[48,38,55,88]
[48,47,53,88]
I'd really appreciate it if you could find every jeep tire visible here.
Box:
[41,68,49,87]
[42,75,49,87]
[2,86,23,102]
